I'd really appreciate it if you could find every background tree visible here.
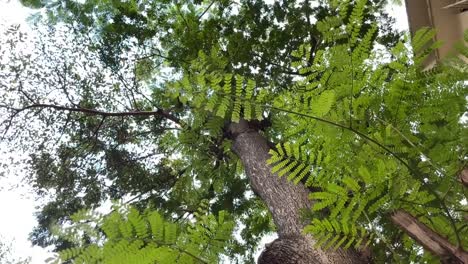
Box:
[0,236,31,264]
[1,0,467,263]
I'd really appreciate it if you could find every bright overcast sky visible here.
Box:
[0,1,408,263]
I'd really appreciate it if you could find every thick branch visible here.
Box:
[8,103,182,126]
[391,209,468,264]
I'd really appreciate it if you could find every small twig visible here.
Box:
[363,211,400,261]
[253,53,304,76]
[349,40,354,129]
[54,112,72,146]
[115,71,140,110]
[198,0,216,20]
[17,81,36,104]
[93,116,106,144]
[176,5,191,31]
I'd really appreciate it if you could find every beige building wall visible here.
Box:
[405,0,468,67]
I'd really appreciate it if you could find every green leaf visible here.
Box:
[358,166,372,184]
[312,90,336,117]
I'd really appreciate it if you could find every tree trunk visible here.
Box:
[229,120,368,264]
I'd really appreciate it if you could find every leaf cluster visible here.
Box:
[50,201,234,264]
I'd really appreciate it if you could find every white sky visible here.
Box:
[0,1,408,263]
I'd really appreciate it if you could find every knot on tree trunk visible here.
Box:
[258,237,321,264]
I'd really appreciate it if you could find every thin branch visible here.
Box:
[375,116,444,173]
[176,5,191,32]
[56,62,79,107]
[54,112,72,146]
[349,40,354,129]
[172,245,209,264]
[266,104,412,170]
[124,152,163,163]
[115,71,140,110]
[18,81,36,104]
[1,105,27,139]
[129,127,181,139]
[92,116,106,143]
[136,49,189,64]
[253,53,304,76]
[363,211,400,261]
[197,0,216,20]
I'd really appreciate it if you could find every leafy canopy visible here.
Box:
[165,1,467,261]
[1,0,467,263]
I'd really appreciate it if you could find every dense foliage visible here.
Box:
[50,201,234,264]
[164,6,468,260]
[1,0,467,263]
[268,26,468,263]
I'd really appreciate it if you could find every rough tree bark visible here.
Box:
[229,120,369,264]
[391,210,468,264]
[390,168,468,263]
[389,168,468,263]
